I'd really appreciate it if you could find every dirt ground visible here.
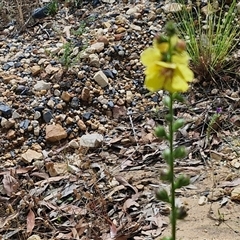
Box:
[161,166,240,240]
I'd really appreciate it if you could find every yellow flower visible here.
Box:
[140,40,193,93]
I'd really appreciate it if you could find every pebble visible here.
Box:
[45,124,67,142]
[89,53,100,67]
[12,110,21,119]
[70,97,80,109]
[61,91,72,102]
[81,87,90,101]
[27,235,42,240]
[198,196,208,206]
[80,133,103,148]
[77,119,87,131]
[94,70,109,87]
[31,65,41,76]
[43,110,53,123]
[89,42,105,53]
[1,118,15,129]
[0,104,12,118]
[21,149,43,163]
[68,139,80,149]
[34,80,51,91]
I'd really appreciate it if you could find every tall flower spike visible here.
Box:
[141,30,194,93]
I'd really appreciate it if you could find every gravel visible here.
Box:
[0,0,239,162]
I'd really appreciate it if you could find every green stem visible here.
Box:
[169,93,176,240]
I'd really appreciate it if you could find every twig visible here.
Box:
[127,109,139,147]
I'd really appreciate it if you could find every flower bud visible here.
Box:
[173,119,185,132]
[155,34,169,44]
[175,39,187,52]
[174,175,190,189]
[155,126,168,139]
[156,188,170,203]
[173,146,186,159]
[160,169,172,181]
[162,148,171,163]
[165,22,177,37]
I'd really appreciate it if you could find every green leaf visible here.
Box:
[172,92,185,102]
[173,119,185,132]
[173,146,186,159]
[156,188,170,203]
[174,175,190,189]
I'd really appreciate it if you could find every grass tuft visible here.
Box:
[173,0,239,83]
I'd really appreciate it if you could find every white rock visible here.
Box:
[47,99,55,109]
[34,111,41,120]
[77,70,85,79]
[102,0,115,3]
[94,71,109,88]
[68,139,80,149]
[130,24,142,31]
[80,133,103,148]
[34,126,40,136]
[89,54,100,67]
[34,80,51,91]
[89,42,105,53]
[12,110,21,119]
[126,7,138,15]
[126,90,133,103]
[198,196,207,206]
[27,235,42,240]
[162,3,182,13]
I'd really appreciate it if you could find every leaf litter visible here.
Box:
[0,1,240,240]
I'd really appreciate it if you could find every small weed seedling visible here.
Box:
[60,41,74,68]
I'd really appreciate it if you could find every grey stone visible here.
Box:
[34,80,52,91]
[80,133,103,148]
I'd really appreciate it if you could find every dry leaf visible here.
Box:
[115,175,138,194]
[2,174,19,196]
[27,209,35,234]
[0,213,19,228]
[123,198,139,212]
[110,222,117,238]
[63,26,72,38]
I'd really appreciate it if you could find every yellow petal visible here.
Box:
[171,74,189,92]
[140,47,161,67]
[172,52,190,65]
[144,66,164,92]
[157,61,176,69]
[176,65,194,82]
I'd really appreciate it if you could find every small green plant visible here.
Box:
[60,41,74,68]
[140,22,192,240]
[71,21,87,36]
[173,0,239,81]
[47,0,58,16]
[64,0,83,8]
[206,107,221,143]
